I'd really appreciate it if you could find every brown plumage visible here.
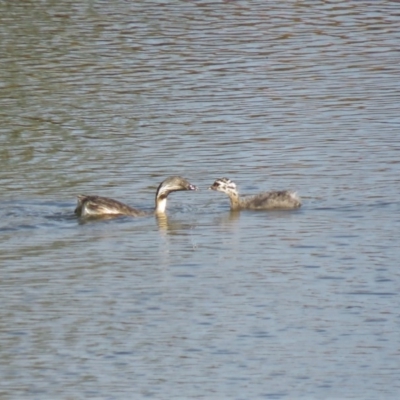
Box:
[209,177,301,211]
[75,176,197,217]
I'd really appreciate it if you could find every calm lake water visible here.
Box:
[1,1,400,399]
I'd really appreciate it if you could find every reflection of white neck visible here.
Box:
[155,197,167,213]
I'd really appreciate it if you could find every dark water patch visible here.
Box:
[375,278,392,283]
[185,348,202,353]
[113,351,134,356]
[261,392,288,399]
[212,349,239,356]
[317,275,345,280]
[364,318,388,323]
[292,244,323,249]
[252,331,272,338]
[346,291,397,296]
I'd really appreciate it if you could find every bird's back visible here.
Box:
[75,195,146,217]
[241,191,301,210]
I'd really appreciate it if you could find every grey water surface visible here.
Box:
[1,1,400,399]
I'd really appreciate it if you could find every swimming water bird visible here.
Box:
[75,176,197,217]
[209,177,301,211]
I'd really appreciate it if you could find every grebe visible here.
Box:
[75,176,197,217]
[209,177,301,211]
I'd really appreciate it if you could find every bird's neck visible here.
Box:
[228,191,241,211]
[155,195,168,213]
